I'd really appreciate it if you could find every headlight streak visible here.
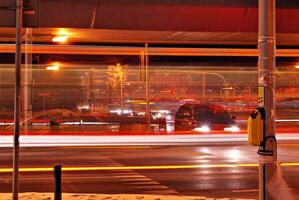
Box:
[224,126,240,132]
[2,162,299,173]
[193,125,210,133]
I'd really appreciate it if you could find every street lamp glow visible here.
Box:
[52,35,68,43]
[46,62,60,71]
[295,65,299,69]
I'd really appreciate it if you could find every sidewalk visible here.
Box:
[0,193,255,200]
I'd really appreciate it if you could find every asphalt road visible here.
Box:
[1,142,299,199]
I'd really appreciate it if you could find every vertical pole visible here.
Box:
[140,50,145,82]
[109,84,112,110]
[258,0,277,200]
[13,0,23,199]
[120,75,123,111]
[86,71,90,107]
[53,165,62,200]
[90,69,94,111]
[0,69,2,106]
[202,74,206,102]
[24,28,33,133]
[80,75,84,108]
[43,96,46,118]
[145,43,151,129]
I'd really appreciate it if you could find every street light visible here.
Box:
[46,62,60,71]
[295,65,299,69]
[52,29,69,43]
[52,35,68,43]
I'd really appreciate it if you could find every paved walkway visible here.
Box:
[0,193,254,200]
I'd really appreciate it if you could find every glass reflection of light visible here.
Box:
[46,62,60,71]
[227,149,242,162]
[198,159,209,164]
[199,164,211,168]
[52,35,68,43]
[196,155,212,164]
[200,147,211,154]
[77,105,90,110]
[52,28,70,43]
[196,169,211,175]
[110,109,133,115]
[230,168,241,174]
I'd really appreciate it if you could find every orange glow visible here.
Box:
[2,162,299,173]
[295,65,299,69]
[0,164,255,173]
[46,62,60,71]
[52,29,69,43]
[52,35,68,43]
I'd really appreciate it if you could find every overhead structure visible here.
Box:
[0,0,299,45]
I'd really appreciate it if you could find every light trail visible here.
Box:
[1,162,299,173]
[1,44,299,57]
[2,134,299,147]
[1,119,299,126]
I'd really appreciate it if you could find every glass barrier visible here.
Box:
[0,64,298,135]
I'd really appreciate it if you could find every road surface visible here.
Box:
[1,141,299,199]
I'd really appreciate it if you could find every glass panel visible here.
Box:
[1,58,299,135]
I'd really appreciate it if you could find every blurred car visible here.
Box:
[175,103,239,133]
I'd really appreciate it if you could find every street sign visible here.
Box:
[0,0,39,27]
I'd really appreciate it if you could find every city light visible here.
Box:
[224,126,240,132]
[193,125,210,133]
[52,35,68,43]
[46,62,60,71]
[52,29,70,43]
[77,105,90,110]
[295,65,299,69]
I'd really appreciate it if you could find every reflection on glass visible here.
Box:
[0,64,298,135]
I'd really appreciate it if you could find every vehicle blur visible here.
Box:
[175,103,239,133]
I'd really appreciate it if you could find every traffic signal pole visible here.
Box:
[258,0,277,199]
[13,0,23,199]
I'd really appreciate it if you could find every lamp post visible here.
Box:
[13,0,23,199]
[257,0,277,199]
